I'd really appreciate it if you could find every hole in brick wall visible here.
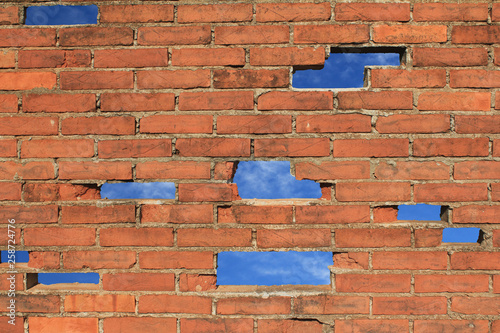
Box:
[25,5,98,25]
[233,161,321,199]
[293,47,404,88]
[442,228,482,243]
[1,250,29,263]
[217,251,332,286]
[101,182,175,199]
[397,204,445,221]
[27,273,99,289]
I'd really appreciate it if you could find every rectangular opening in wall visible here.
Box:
[27,272,100,290]
[233,161,321,199]
[217,251,332,286]
[25,5,98,25]
[1,250,29,263]
[442,228,481,243]
[293,47,404,89]
[397,204,443,221]
[101,182,175,200]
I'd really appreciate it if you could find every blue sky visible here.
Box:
[25,5,98,25]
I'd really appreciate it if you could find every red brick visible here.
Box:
[98,139,171,158]
[218,297,290,315]
[334,139,408,157]
[177,138,250,157]
[103,318,176,333]
[295,25,369,43]
[215,25,289,44]
[452,26,500,44]
[179,274,216,292]
[415,275,489,293]
[257,3,330,22]
[373,297,446,315]
[333,252,369,269]
[296,205,370,224]
[137,161,210,180]
[141,115,213,134]
[219,206,292,224]
[451,69,500,88]
[62,205,134,224]
[22,139,93,158]
[0,205,58,224]
[138,26,211,45]
[0,182,21,201]
[0,139,15,157]
[0,273,22,291]
[0,95,17,113]
[181,318,253,333]
[137,70,210,89]
[100,4,173,23]
[373,251,448,270]
[0,6,18,24]
[24,184,100,202]
[217,115,291,134]
[257,228,330,248]
[495,140,500,156]
[375,161,449,180]
[64,251,136,269]
[371,69,446,88]
[250,47,325,66]
[0,28,56,47]
[453,205,500,224]
[376,114,449,134]
[29,252,59,269]
[59,161,132,180]
[100,227,173,247]
[60,71,134,90]
[414,183,488,202]
[335,320,409,333]
[0,161,54,180]
[0,72,56,90]
[373,206,398,223]
[456,116,500,133]
[336,229,410,248]
[414,3,488,21]
[413,47,488,67]
[451,297,500,315]
[173,48,245,66]
[414,320,488,333]
[178,228,251,247]
[336,182,411,202]
[65,295,135,312]
[214,69,289,89]
[23,93,95,113]
[62,116,135,135]
[495,275,500,290]
[455,161,500,180]
[259,319,323,333]
[18,49,90,68]
[60,27,133,46]
[373,25,447,43]
[142,204,212,224]
[255,138,330,157]
[139,251,213,269]
[495,3,500,21]
[336,3,409,21]
[103,273,174,291]
[419,92,490,111]
[179,91,254,110]
[179,4,252,23]
[0,295,59,313]
[214,162,237,180]
[179,183,239,202]
[336,274,411,293]
[140,295,211,314]
[101,93,174,112]
[0,50,15,68]
[494,183,500,201]
[24,227,95,246]
[0,116,57,135]
[296,161,370,180]
[29,318,98,333]
[297,114,371,133]
[258,91,333,110]
[295,296,369,314]
[95,48,169,68]
[451,252,500,270]
[338,91,413,110]
[415,229,442,248]
[414,138,489,157]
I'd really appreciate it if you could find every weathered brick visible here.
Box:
[373,297,447,315]
[139,251,213,269]
[418,92,490,111]
[296,205,370,224]
[19,49,91,68]
[138,26,211,45]
[176,138,250,157]
[414,183,488,202]
[24,184,100,202]
[141,115,213,134]
[258,91,333,110]
[453,205,500,224]
[23,94,95,113]
[63,251,136,269]
[451,252,500,270]
[0,161,54,180]
[95,49,169,68]
[338,91,413,110]
[295,296,369,314]
[101,93,174,112]
[415,275,489,293]
[373,25,447,43]
[181,318,253,333]
[214,69,289,88]
[375,161,449,180]
[0,205,58,224]
[336,229,411,248]
[336,3,409,21]
[0,139,16,157]
[60,71,134,90]
[0,295,59,313]
[179,91,254,110]
[218,297,291,315]
[137,70,210,89]
[415,229,442,248]
[0,72,56,90]
[179,274,216,292]
[65,295,135,313]
[414,320,488,333]
[215,26,289,44]
[0,6,19,24]
[296,114,371,133]
[333,252,369,269]
[177,228,252,247]
[218,206,292,224]
[250,47,325,66]
[455,116,500,133]
[0,182,21,201]
[0,50,15,68]
[371,69,446,88]
[373,251,448,270]
[0,95,17,113]
[100,4,174,23]
[29,318,98,333]
[296,161,370,180]
[295,25,369,43]
[414,3,488,21]
[257,228,330,248]
[178,4,252,23]
[259,319,323,333]
[376,114,449,133]
[137,161,210,180]
[62,205,134,224]
[451,297,500,315]
[414,138,489,157]
[455,161,500,180]
[451,69,500,89]
[336,274,411,293]
[335,320,409,333]
[21,139,93,158]
[452,26,500,44]
[173,48,245,66]
[413,47,488,67]
[100,227,173,247]
[179,184,239,202]
[140,295,211,314]
[24,227,95,246]
[28,252,59,269]
[59,161,133,180]
[98,139,172,158]
[257,3,330,22]
[103,273,175,291]
[336,182,411,202]
[141,204,213,224]
[60,27,133,46]
[217,115,291,134]
[0,28,56,47]
[62,116,135,135]
[334,139,408,157]
[103,318,176,333]
[254,138,330,157]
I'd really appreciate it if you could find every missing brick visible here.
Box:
[101,182,175,200]
[27,272,99,289]
[397,204,446,221]
[25,5,98,25]
[442,228,482,244]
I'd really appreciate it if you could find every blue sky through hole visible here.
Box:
[37,273,99,285]
[101,182,176,199]
[442,228,481,243]
[25,5,98,25]
[398,204,442,221]
[1,250,29,263]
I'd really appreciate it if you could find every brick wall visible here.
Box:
[1,1,499,332]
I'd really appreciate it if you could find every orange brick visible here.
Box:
[373,25,447,43]
[63,251,136,269]
[335,320,409,333]
[375,161,449,180]
[456,116,500,133]
[179,91,254,110]
[295,296,369,314]
[336,3,409,21]
[23,93,95,113]
[217,115,291,134]
[141,115,213,134]
[455,161,500,180]
[137,70,210,89]
[100,4,173,23]
[336,229,411,248]
[373,206,398,223]
[336,274,411,293]
[0,182,21,201]
[218,297,291,315]
[373,297,446,315]
[296,205,370,224]
[24,227,95,246]
[371,69,446,88]
[452,26,500,44]
[259,319,323,333]
[215,25,289,44]
[181,318,253,333]
[103,318,176,333]
[95,48,169,68]
[214,69,289,89]
[336,182,411,202]
[296,161,370,180]
[0,6,19,24]
[414,183,488,202]
[0,273,22,291]
[0,161,54,180]
[414,320,488,333]
[0,139,16,157]
[218,206,293,224]
[415,229,443,248]
[100,227,173,247]
[139,251,213,269]
[59,161,132,180]
[0,295,59,313]
[18,49,90,68]
[333,252,369,269]
[176,138,250,157]
[250,47,325,66]
[418,92,490,111]
[453,205,500,224]
[178,4,252,23]
[142,204,213,224]
[65,295,135,312]
[0,116,57,135]
[140,295,211,314]
[334,139,408,157]
[0,28,56,47]
[21,139,93,158]
[62,205,135,224]
[172,48,245,66]
[136,161,211,179]
[257,228,330,248]
[178,228,252,247]
[0,72,56,90]
[60,27,133,46]
[415,275,489,293]
[414,138,489,157]
[0,95,17,113]
[214,162,237,180]
[414,3,488,21]
[101,93,174,112]
[254,138,330,157]
[28,252,59,269]
[179,274,216,292]
[451,252,500,270]
[297,114,371,133]
[179,183,239,202]
[373,251,448,270]
[376,114,449,134]
[24,184,100,202]
[60,71,133,90]
[103,273,175,291]
[138,26,211,45]
[295,25,369,43]
[451,69,500,88]
[258,91,333,110]
[62,116,135,135]
[257,3,330,22]
[98,139,172,158]
[0,50,15,68]
[413,47,488,67]
[338,91,413,110]
[0,205,58,224]
[451,297,500,315]
[29,318,98,333]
